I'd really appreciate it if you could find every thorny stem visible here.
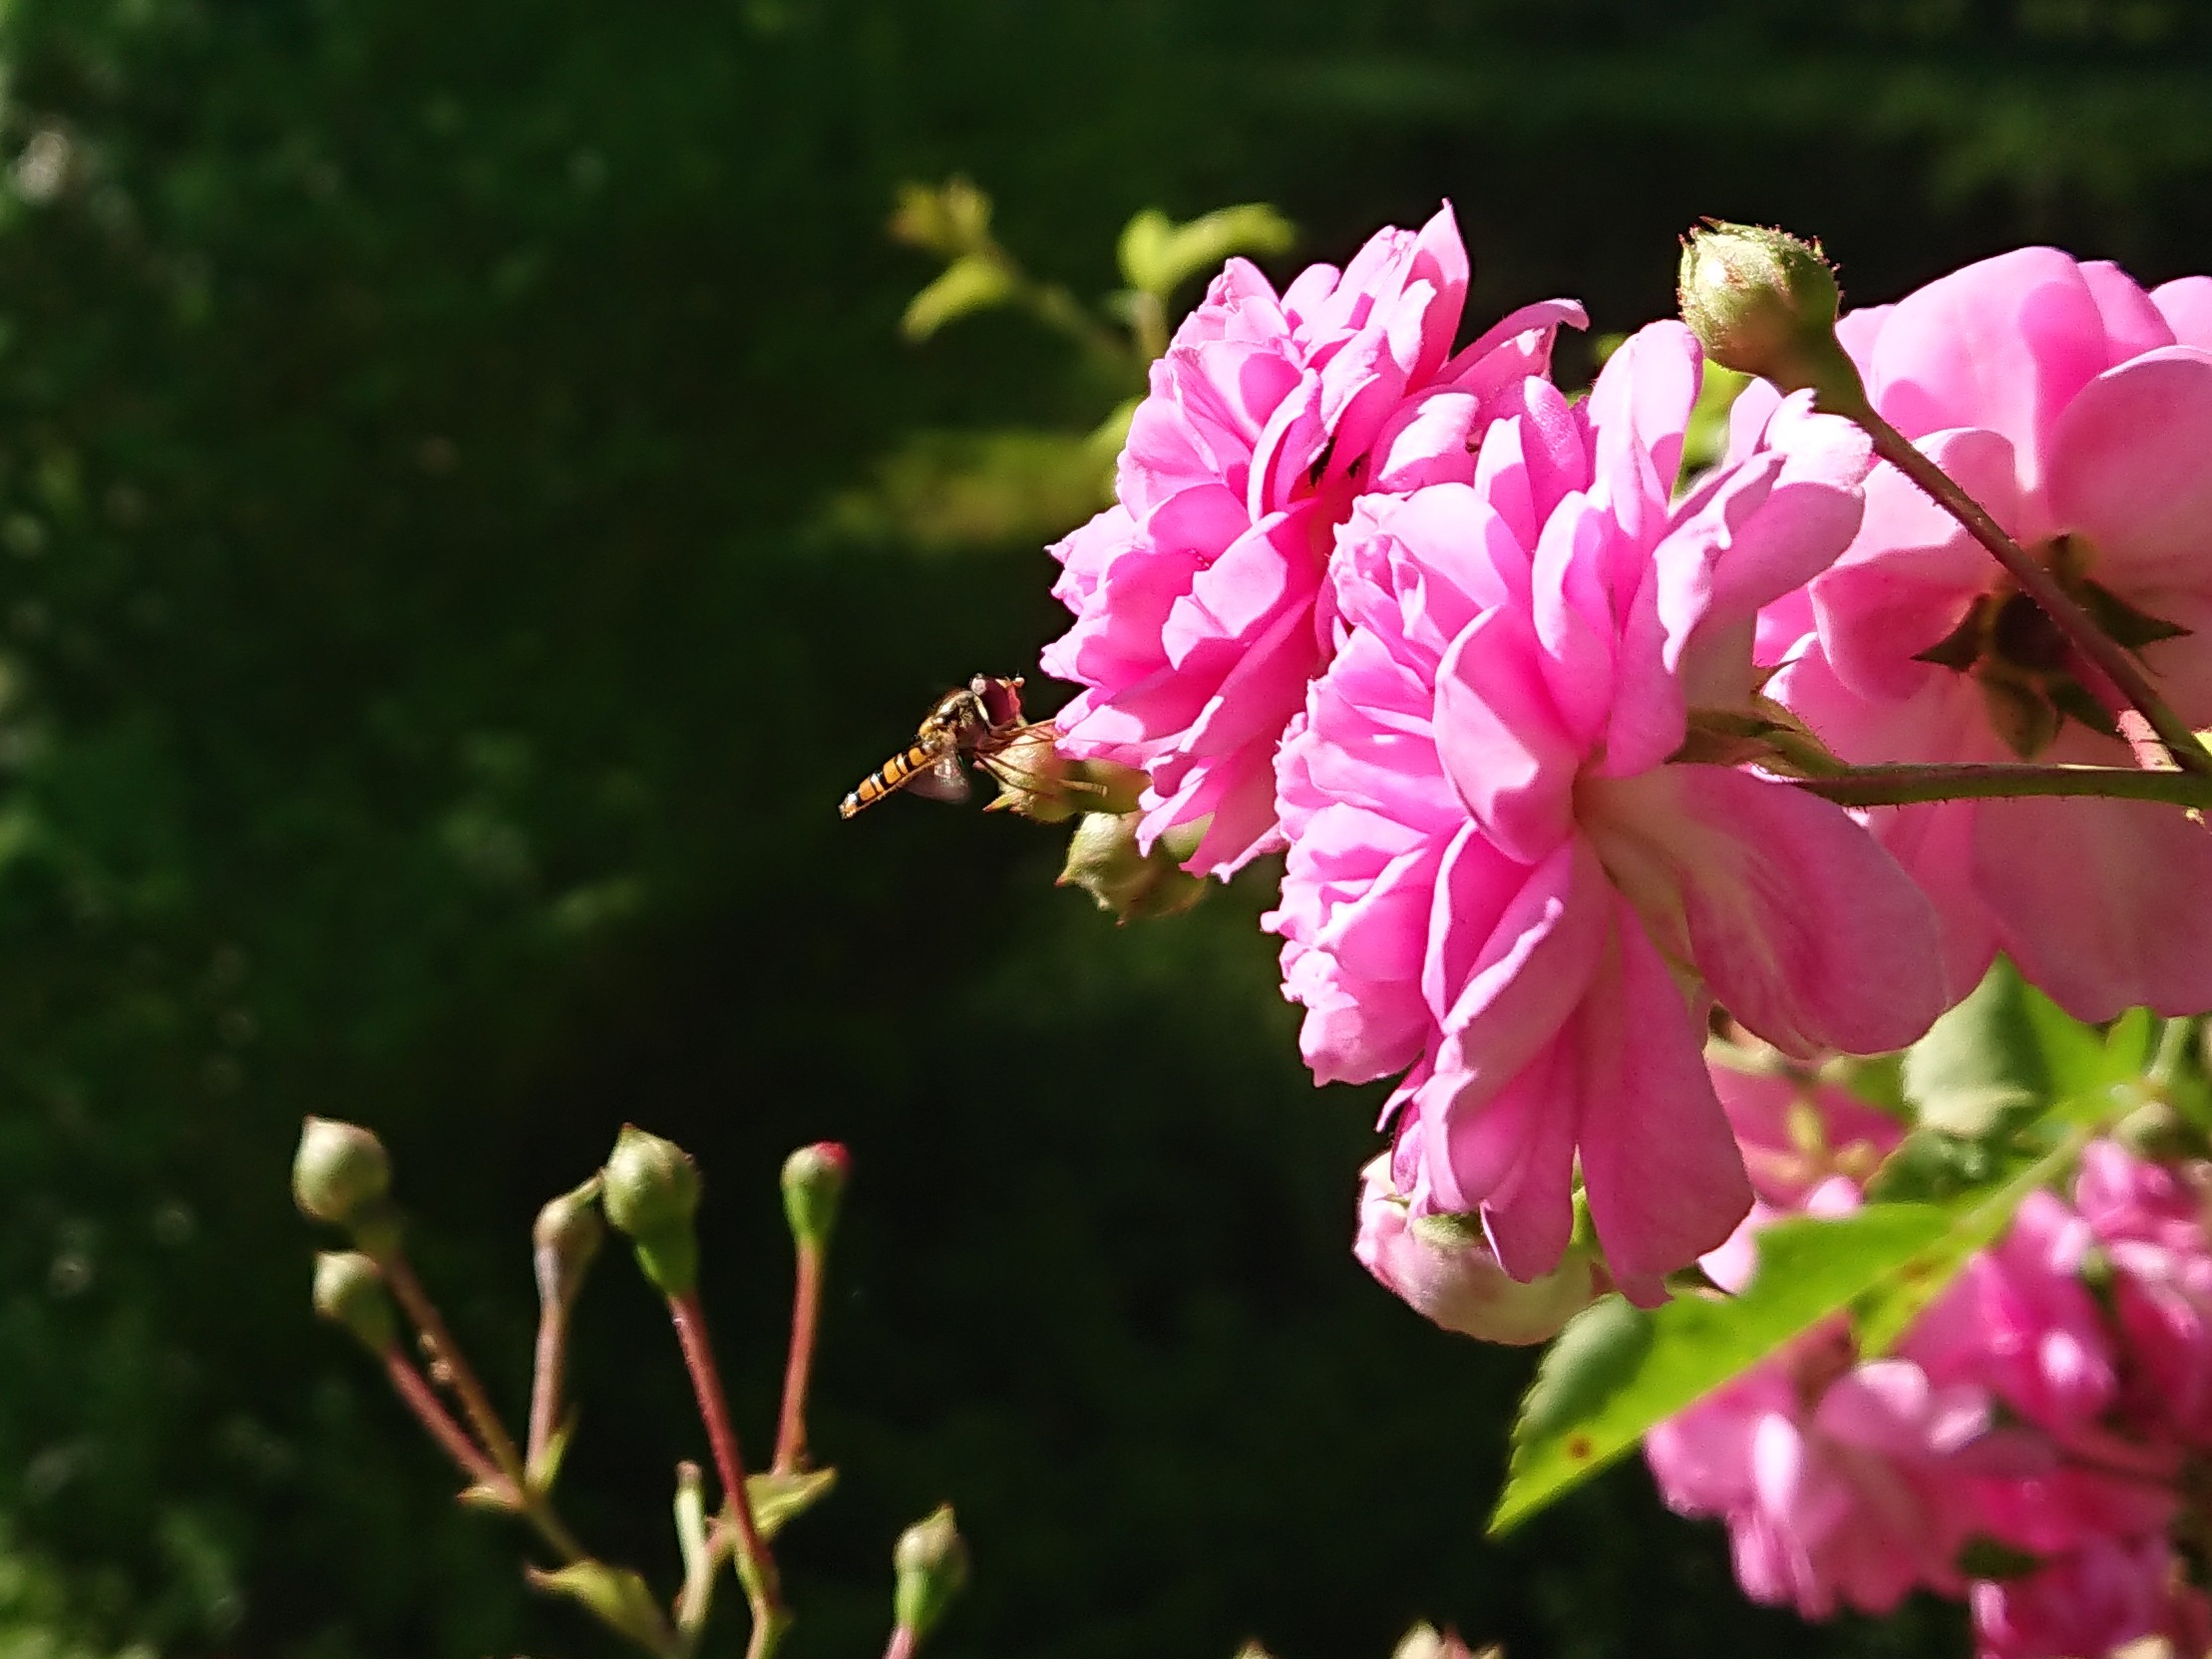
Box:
[669,1290,787,1659]
[1857,412,2212,778]
[774,1243,823,1475]
[384,1349,503,1490]
[1789,762,2212,811]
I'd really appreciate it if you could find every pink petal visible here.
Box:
[1421,840,1610,1189]
[1586,320,1700,547]
[1811,427,2027,703]
[1975,791,2212,1021]
[2043,346,2212,587]
[1433,605,1580,861]
[1866,247,2115,488]
[1367,391,1481,493]
[1464,1034,1584,1280]
[1660,765,1951,1055]
[2077,259,2176,361]
[1577,891,1753,1281]
[1446,296,1591,395]
[2153,276,2212,351]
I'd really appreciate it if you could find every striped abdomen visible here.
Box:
[840,740,940,819]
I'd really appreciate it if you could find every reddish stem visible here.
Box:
[377,1249,529,1488]
[668,1292,784,1622]
[883,1625,918,1659]
[1862,415,2212,777]
[384,1349,505,1491]
[2066,645,2175,774]
[528,1299,569,1477]
[774,1243,822,1474]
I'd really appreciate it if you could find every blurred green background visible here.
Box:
[0,0,2206,1653]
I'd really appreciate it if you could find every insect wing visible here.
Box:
[906,755,971,805]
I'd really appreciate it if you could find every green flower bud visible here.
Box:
[1057,813,1208,923]
[1677,221,1868,415]
[781,1143,850,1252]
[892,1503,968,1643]
[533,1176,604,1312]
[312,1250,398,1354]
[292,1117,392,1228]
[601,1125,700,1297]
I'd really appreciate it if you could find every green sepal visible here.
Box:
[527,1410,577,1497]
[527,1560,677,1653]
[747,1466,838,1540]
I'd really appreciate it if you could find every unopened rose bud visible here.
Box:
[981,728,1081,824]
[782,1143,850,1252]
[292,1116,392,1229]
[1677,221,1868,416]
[602,1125,701,1297]
[312,1250,398,1354]
[534,1176,604,1312]
[1058,813,1208,922]
[893,1503,968,1644]
[1353,1157,1601,1345]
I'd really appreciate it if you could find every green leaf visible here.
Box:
[746,1466,837,1539]
[900,254,1016,343]
[526,1561,675,1653]
[1902,957,2044,1136]
[1488,1203,1948,1537]
[1117,203,1293,298]
[2103,1007,2155,1078]
[1853,1104,2099,1356]
[1678,362,1747,479]
[526,1411,576,1495]
[821,426,1115,551]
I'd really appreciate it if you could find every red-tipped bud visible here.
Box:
[1677,221,1868,415]
[1057,813,1208,922]
[893,1504,968,1645]
[601,1125,701,1297]
[312,1250,398,1355]
[533,1175,604,1313]
[781,1144,850,1252]
[293,1117,394,1232]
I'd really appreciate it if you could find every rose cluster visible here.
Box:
[1045,206,2212,1307]
[1649,1072,2212,1659]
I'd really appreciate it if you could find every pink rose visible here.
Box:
[1271,321,1946,1293]
[1042,204,1583,875]
[1746,249,2212,1019]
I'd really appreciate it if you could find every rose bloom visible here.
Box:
[1041,203,1583,875]
[1745,249,2212,1020]
[1270,321,1947,1295]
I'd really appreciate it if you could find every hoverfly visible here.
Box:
[840,674,1048,819]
